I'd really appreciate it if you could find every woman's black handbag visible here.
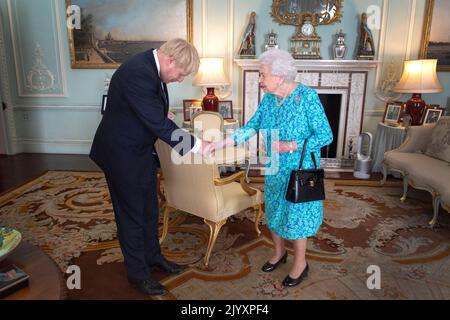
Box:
[285,139,325,203]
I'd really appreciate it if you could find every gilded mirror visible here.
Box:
[271,0,343,26]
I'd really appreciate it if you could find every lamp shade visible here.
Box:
[393,59,443,93]
[193,58,230,87]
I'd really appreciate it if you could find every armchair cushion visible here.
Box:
[425,116,450,163]
[219,183,262,220]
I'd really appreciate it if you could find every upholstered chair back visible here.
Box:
[191,111,224,143]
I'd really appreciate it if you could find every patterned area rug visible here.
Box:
[1,171,449,299]
[0,171,116,270]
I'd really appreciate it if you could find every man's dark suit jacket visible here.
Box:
[90,49,196,185]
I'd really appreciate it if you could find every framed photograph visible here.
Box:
[422,107,444,125]
[218,100,234,119]
[101,95,108,114]
[183,99,202,121]
[420,0,450,71]
[66,0,193,69]
[383,102,403,125]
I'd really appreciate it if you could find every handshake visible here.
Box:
[196,137,235,157]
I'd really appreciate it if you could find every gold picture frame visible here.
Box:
[382,101,404,126]
[422,107,443,125]
[271,0,343,26]
[420,0,450,71]
[182,99,202,122]
[218,100,234,120]
[66,0,193,69]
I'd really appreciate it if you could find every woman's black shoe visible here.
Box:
[261,251,288,272]
[282,263,309,287]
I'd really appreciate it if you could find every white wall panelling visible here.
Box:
[7,0,67,97]
[0,2,16,154]
[13,105,101,154]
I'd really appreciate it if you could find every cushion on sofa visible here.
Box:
[425,116,450,163]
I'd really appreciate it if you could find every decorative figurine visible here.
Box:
[333,29,347,60]
[265,30,279,51]
[239,12,256,58]
[356,13,375,60]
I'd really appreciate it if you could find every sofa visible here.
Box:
[381,116,450,226]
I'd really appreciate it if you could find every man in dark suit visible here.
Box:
[90,39,210,295]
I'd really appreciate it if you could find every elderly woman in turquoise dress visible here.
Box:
[212,48,333,287]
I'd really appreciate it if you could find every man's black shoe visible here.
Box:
[128,278,167,295]
[151,257,183,274]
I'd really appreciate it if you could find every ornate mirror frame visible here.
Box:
[271,0,343,26]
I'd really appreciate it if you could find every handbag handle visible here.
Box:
[298,139,319,170]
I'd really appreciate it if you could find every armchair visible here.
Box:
[155,140,263,266]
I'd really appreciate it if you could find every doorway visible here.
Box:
[0,79,9,155]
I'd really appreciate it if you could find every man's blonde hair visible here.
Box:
[160,38,200,74]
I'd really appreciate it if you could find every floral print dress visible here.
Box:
[231,84,333,239]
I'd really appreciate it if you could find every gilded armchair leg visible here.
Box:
[400,174,409,202]
[157,170,166,208]
[253,204,262,237]
[381,163,388,185]
[159,206,175,244]
[429,195,441,227]
[203,219,227,267]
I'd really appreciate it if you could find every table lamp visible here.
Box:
[393,59,443,125]
[193,58,230,112]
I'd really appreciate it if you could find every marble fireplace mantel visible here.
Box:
[235,59,379,71]
[234,58,379,169]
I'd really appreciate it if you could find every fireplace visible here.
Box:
[319,94,342,159]
[234,59,378,169]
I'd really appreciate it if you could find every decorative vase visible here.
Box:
[405,93,426,126]
[334,30,347,60]
[202,87,219,112]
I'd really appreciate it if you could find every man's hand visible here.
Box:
[167,111,175,121]
[198,140,214,157]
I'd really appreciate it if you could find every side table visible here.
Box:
[371,122,407,173]
[0,242,64,300]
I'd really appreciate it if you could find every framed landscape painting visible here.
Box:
[420,0,450,71]
[66,0,193,69]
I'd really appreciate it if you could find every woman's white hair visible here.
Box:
[259,49,297,81]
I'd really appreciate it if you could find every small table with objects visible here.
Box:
[371,122,407,174]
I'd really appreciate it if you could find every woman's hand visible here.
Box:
[213,137,235,151]
[198,141,214,156]
[271,141,298,154]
